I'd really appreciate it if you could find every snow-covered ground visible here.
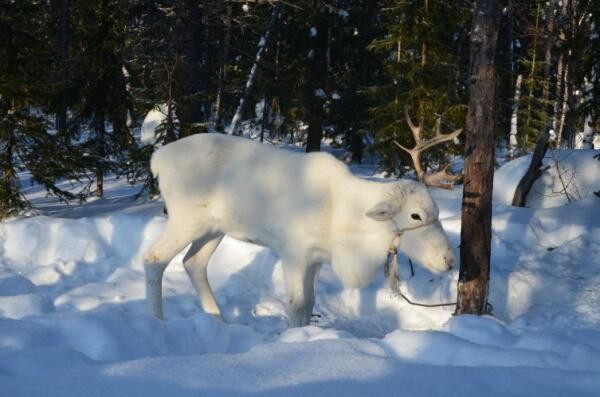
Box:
[1,146,600,396]
[494,148,600,208]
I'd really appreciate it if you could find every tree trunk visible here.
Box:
[260,97,269,143]
[174,0,204,135]
[564,58,579,148]
[1,121,19,215]
[228,2,282,136]
[214,3,232,131]
[524,1,541,145]
[496,0,515,145]
[556,65,569,147]
[56,0,70,141]
[95,118,106,198]
[552,0,569,147]
[508,74,522,160]
[580,116,594,149]
[542,0,556,114]
[455,0,501,316]
[511,133,549,207]
[552,54,564,140]
[165,100,177,144]
[304,1,329,152]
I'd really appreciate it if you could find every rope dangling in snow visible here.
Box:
[385,223,457,308]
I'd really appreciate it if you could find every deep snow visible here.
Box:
[1,145,600,396]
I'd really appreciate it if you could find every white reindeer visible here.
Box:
[145,133,455,327]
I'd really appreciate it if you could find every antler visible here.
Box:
[423,163,464,190]
[393,107,463,189]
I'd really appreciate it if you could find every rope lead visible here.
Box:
[385,246,456,308]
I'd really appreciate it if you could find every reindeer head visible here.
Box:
[366,180,456,273]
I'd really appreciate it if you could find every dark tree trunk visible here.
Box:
[175,0,204,135]
[350,132,364,164]
[2,123,18,214]
[214,3,232,132]
[164,100,177,144]
[346,0,378,162]
[95,118,106,198]
[564,60,579,148]
[511,133,549,207]
[455,0,501,316]
[542,0,557,115]
[56,0,70,141]
[496,0,516,148]
[304,2,329,153]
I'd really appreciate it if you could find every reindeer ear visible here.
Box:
[366,202,396,221]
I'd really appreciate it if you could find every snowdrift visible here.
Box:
[494,149,600,208]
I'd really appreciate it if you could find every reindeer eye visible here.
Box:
[411,213,422,220]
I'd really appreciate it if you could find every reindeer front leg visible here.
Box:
[282,259,321,327]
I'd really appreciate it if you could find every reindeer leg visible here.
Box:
[182,234,224,318]
[144,223,200,320]
[282,259,321,327]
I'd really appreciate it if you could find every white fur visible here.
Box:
[144,133,455,327]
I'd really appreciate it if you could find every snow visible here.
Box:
[337,9,350,19]
[140,106,165,146]
[140,104,178,146]
[1,147,600,396]
[494,149,600,208]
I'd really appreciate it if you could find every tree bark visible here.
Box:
[455,0,501,316]
[511,133,549,207]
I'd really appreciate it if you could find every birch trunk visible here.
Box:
[552,57,564,145]
[579,116,594,149]
[227,2,282,136]
[556,65,569,147]
[508,74,522,160]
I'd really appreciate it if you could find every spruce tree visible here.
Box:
[0,0,85,216]
[70,0,135,197]
[367,0,470,175]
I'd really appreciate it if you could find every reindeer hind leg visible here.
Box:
[182,233,224,318]
[144,223,200,319]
